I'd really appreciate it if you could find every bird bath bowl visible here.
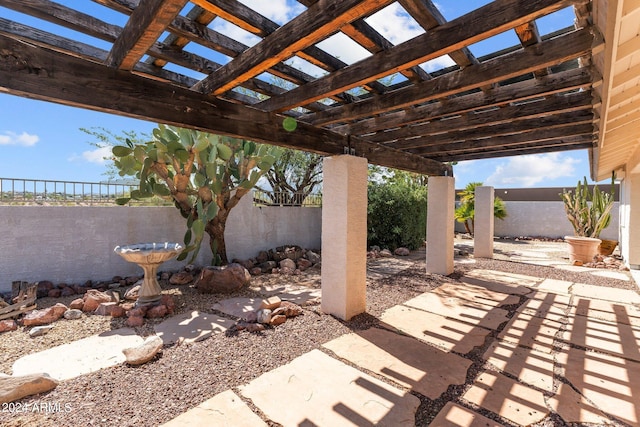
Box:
[114,242,183,306]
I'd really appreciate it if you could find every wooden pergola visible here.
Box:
[0,0,602,177]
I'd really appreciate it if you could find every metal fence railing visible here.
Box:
[0,178,322,207]
[253,189,322,207]
[0,177,170,206]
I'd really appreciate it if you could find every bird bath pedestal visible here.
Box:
[114,242,183,306]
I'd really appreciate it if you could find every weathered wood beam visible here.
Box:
[332,66,595,136]
[430,137,593,162]
[304,27,596,126]
[0,35,450,176]
[106,0,188,70]
[410,123,594,155]
[192,0,394,95]
[257,0,577,112]
[390,110,594,149]
[397,0,478,68]
[366,91,594,143]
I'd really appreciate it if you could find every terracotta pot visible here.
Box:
[565,236,601,265]
[598,239,618,256]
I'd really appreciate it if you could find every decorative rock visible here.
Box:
[297,258,313,271]
[256,251,269,263]
[127,306,148,318]
[94,302,119,316]
[260,296,282,311]
[159,295,176,315]
[23,303,68,326]
[108,282,121,290]
[82,289,113,312]
[146,304,168,319]
[0,319,17,333]
[126,316,144,327]
[270,315,286,326]
[121,302,135,311]
[36,281,54,298]
[257,309,272,324]
[195,263,251,294]
[305,251,321,264]
[169,272,194,286]
[280,267,295,275]
[246,323,265,332]
[124,285,141,301]
[106,290,120,304]
[0,373,58,404]
[160,272,171,281]
[234,259,256,271]
[272,251,286,262]
[379,249,393,257]
[29,325,55,337]
[60,286,76,297]
[63,309,83,320]
[279,258,296,270]
[123,336,163,366]
[259,261,277,273]
[69,298,84,310]
[249,267,262,276]
[394,247,410,256]
[125,276,139,286]
[111,305,126,318]
[47,289,62,298]
[244,311,258,323]
[273,301,303,318]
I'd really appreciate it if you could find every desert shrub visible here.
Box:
[367,179,427,250]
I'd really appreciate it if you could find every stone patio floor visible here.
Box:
[13,241,640,426]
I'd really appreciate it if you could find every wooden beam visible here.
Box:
[257,0,577,112]
[304,27,597,126]
[0,35,450,176]
[333,67,594,135]
[431,139,593,162]
[366,91,594,143]
[106,0,188,70]
[410,123,594,155]
[192,0,394,95]
[390,110,594,149]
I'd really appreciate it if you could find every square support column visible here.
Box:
[321,155,368,320]
[427,176,455,275]
[474,186,494,259]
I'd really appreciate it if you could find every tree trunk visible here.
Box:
[206,216,228,265]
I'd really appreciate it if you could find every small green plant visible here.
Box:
[560,176,615,238]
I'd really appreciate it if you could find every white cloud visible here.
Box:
[365,3,424,45]
[69,146,113,164]
[316,32,371,65]
[211,20,261,48]
[237,0,304,24]
[0,131,39,146]
[484,153,581,187]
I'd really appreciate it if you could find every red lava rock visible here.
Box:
[121,302,135,311]
[159,295,175,315]
[273,301,303,318]
[36,281,54,298]
[111,305,126,318]
[146,305,167,319]
[126,316,144,327]
[249,267,262,276]
[0,319,17,333]
[127,306,148,318]
[60,286,76,297]
[94,302,118,316]
[270,315,286,326]
[82,289,113,313]
[125,276,139,286]
[296,258,313,271]
[47,289,62,298]
[69,298,84,310]
[169,272,193,286]
[22,303,68,326]
[246,323,265,332]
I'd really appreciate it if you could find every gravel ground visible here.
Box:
[0,239,637,426]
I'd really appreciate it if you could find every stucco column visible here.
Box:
[321,155,368,320]
[628,172,640,269]
[474,186,494,258]
[427,176,455,275]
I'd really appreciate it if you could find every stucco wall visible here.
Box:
[0,194,321,293]
[455,201,620,241]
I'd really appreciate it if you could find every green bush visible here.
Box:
[367,180,427,250]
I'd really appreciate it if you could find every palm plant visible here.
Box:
[455,182,507,235]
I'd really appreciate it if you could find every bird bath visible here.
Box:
[114,242,183,306]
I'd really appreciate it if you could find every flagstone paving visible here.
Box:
[12,328,143,380]
[160,390,266,427]
[432,282,521,307]
[569,296,640,326]
[154,310,235,345]
[239,349,420,426]
[430,402,504,427]
[323,327,472,399]
[497,311,564,353]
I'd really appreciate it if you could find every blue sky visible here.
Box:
[0,1,596,187]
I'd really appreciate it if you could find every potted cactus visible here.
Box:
[560,176,615,264]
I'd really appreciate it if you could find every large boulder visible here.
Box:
[195,263,251,294]
[0,373,58,404]
[22,303,68,326]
